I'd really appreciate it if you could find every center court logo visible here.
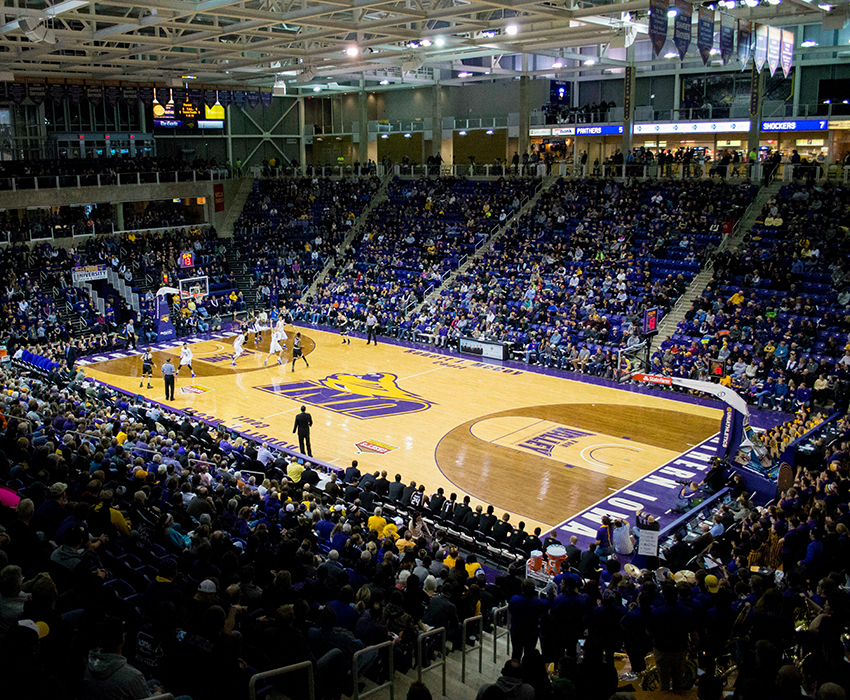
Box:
[256,372,434,420]
[517,427,593,457]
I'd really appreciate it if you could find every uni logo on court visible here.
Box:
[256,372,434,420]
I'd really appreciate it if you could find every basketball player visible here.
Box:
[177,343,195,378]
[275,317,288,350]
[265,325,285,366]
[231,329,246,366]
[252,313,263,346]
[291,332,309,372]
[338,311,351,345]
[140,349,153,389]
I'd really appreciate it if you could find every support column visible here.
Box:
[225,105,234,168]
[358,77,368,166]
[115,202,124,232]
[621,43,636,156]
[298,97,307,170]
[432,69,442,159]
[519,53,530,158]
[747,64,763,161]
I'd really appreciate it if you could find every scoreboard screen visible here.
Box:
[179,251,195,268]
[643,306,659,335]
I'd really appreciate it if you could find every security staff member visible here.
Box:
[162,357,176,401]
[292,405,313,456]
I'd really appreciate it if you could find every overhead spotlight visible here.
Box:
[181,75,197,80]
[404,133,411,138]
[801,39,818,46]
[435,37,445,46]
[421,39,432,47]
[818,2,832,8]
[667,8,678,17]
[725,0,736,6]
[766,0,781,4]
[485,129,494,134]
[346,46,359,56]
[744,0,758,7]
[505,24,518,35]
[709,47,720,55]
[482,31,496,38]
[664,50,678,58]
[20,16,47,42]
[824,99,831,104]
[552,61,563,68]
[381,134,388,139]
[379,79,390,85]
[584,58,596,66]
[407,40,420,48]
[457,71,472,77]
[312,85,322,92]
[458,130,467,135]
[296,67,316,83]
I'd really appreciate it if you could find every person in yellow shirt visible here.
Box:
[465,553,482,578]
[93,490,131,536]
[395,531,416,553]
[286,460,304,484]
[719,374,732,388]
[728,290,745,306]
[368,507,387,534]
[443,545,459,570]
[380,517,401,540]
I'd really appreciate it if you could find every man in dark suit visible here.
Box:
[429,487,446,514]
[578,543,600,579]
[301,464,320,486]
[452,495,472,526]
[292,406,313,456]
[343,460,361,484]
[343,480,361,503]
[491,513,513,543]
[663,532,692,572]
[388,474,405,502]
[359,470,378,490]
[359,482,376,511]
[565,535,581,570]
[479,505,497,536]
[374,471,390,497]
[65,341,78,372]
[523,527,544,556]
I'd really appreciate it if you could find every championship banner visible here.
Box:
[213,183,225,213]
[719,13,734,65]
[48,82,66,105]
[232,90,246,107]
[104,85,121,107]
[648,0,669,57]
[260,88,272,106]
[673,0,692,60]
[85,84,103,105]
[749,64,761,118]
[754,25,768,72]
[139,86,155,106]
[218,89,232,106]
[623,66,634,121]
[72,265,109,283]
[246,90,260,108]
[697,7,715,65]
[738,19,752,68]
[155,86,171,106]
[27,81,46,106]
[780,29,794,78]
[7,82,26,104]
[767,26,781,76]
[172,87,186,108]
[67,82,85,105]
[121,85,139,103]
[204,89,218,109]
[188,87,203,107]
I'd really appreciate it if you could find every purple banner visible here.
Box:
[232,89,246,107]
[85,84,103,105]
[260,88,272,107]
[246,90,260,108]
[27,82,46,106]
[767,26,781,76]
[754,24,768,73]
[738,19,752,69]
[697,7,714,65]
[718,406,745,461]
[218,89,232,107]
[67,83,84,105]
[720,14,734,65]
[204,89,218,109]
[649,0,669,57]
[188,87,202,107]
[139,87,154,106]
[48,82,66,105]
[104,85,121,107]
[781,29,794,79]
[673,0,692,60]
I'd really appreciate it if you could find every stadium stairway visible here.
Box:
[218,177,255,239]
[651,177,782,350]
[411,176,548,315]
[301,173,393,302]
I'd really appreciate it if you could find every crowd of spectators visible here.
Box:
[296,176,539,334]
[651,182,850,416]
[0,156,224,183]
[0,205,116,243]
[235,176,380,313]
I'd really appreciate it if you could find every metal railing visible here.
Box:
[416,626,447,697]
[0,169,230,193]
[491,605,510,664]
[352,639,395,700]
[460,615,484,684]
[248,661,315,700]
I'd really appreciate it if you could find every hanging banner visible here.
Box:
[188,87,203,107]
[738,19,752,69]
[673,0,692,60]
[121,85,138,104]
[218,89,232,107]
[780,29,794,79]
[28,82,46,106]
[203,89,218,109]
[138,86,154,106]
[232,89,246,107]
[260,88,272,107]
[749,64,760,118]
[104,85,121,107]
[48,82,66,105]
[754,24,768,73]
[697,7,714,65]
[7,82,26,105]
[172,86,186,107]
[648,0,669,57]
[720,13,734,65]
[67,82,84,105]
[86,84,103,105]
[767,26,781,76]
[214,183,225,212]
[623,66,633,120]
[246,90,260,108]
[155,86,171,105]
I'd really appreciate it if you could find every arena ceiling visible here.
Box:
[0,0,845,91]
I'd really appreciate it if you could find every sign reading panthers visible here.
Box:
[256,373,434,420]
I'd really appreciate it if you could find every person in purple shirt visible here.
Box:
[795,382,811,409]
[798,529,824,584]
[508,578,546,660]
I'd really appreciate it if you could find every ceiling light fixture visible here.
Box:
[421,39,432,47]
[664,51,678,58]
[346,46,359,56]
[486,129,494,134]
[667,7,678,17]
[435,37,445,46]
[505,24,518,35]
[379,79,390,85]
[381,134,388,139]
[584,58,596,66]
[458,130,467,135]
[801,39,818,46]
[552,61,563,68]
[458,71,472,77]
[404,133,411,138]
[744,0,758,6]
[312,85,321,92]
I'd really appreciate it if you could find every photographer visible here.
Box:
[700,458,728,495]
[675,481,704,514]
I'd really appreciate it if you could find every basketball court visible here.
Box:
[79,327,722,532]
